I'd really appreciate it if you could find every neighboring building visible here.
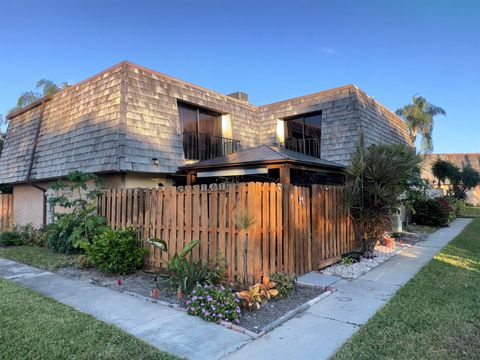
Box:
[0,61,410,227]
[422,153,480,204]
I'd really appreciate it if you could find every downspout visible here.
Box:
[25,100,48,226]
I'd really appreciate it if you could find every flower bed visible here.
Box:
[238,285,323,333]
[321,232,424,279]
[57,267,181,305]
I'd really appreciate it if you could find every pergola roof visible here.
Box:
[180,145,345,172]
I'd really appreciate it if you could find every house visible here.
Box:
[0,61,410,227]
[422,153,480,204]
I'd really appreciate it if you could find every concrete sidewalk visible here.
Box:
[0,258,249,360]
[225,218,472,360]
[0,218,471,360]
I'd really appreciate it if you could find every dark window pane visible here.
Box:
[179,105,197,133]
[304,114,322,140]
[285,117,304,141]
[198,110,221,136]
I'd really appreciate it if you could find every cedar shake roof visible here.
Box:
[180,145,345,170]
[0,61,409,184]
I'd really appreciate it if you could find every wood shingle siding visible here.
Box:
[0,61,411,184]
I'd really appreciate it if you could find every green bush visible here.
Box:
[83,228,147,274]
[270,272,296,298]
[47,171,108,254]
[412,197,453,227]
[0,231,23,246]
[186,284,241,324]
[205,252,227,286]
[444,197,465,218]
[169,259,211,297]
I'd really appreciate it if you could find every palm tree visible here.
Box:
[395,96,446,153]
[342,134,422,254]
[13,79,71,110]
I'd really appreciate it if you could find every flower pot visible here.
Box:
[383,236,396,251]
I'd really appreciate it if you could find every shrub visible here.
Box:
[76,254,93,269]
[270,272,295,298]
[412,198,452,227]
[444,197,465,218]
[205,252,227,286]
[0,230,23,246]
[83,228,147,274]
[187,284,241,324]
[47,171,108,254]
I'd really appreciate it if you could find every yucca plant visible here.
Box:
[235,212,256,286]
[342,135,422,255]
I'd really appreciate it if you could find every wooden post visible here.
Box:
[279,165,291,184]
[186,172,196,186]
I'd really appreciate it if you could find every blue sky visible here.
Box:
[1,0,479,153]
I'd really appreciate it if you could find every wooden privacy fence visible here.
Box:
[98,182,357,285]
[0,194,13,232]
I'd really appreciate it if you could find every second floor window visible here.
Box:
[283,110,322,158]
[178,102,222,136]
[178,102,239,161]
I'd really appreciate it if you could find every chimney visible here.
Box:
[227,91,249,102]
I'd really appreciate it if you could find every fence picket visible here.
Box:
[98,182,356,286]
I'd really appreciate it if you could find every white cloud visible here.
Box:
[320,47,335,54]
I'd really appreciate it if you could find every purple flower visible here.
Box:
[234,319,240,324]
[205,311,210,316]
[211,305,216,311]
[207,295,213,301]
[217,314,222,318]
[234,298,240,303]
[190,307,195,312]
[220,285,225,291]
[185,300,191,305]
[192,289,196,294]
[191,296,198,301]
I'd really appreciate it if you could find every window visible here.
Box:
[284,110,322,157]
[178,102,237,160]
[178,102,222,136]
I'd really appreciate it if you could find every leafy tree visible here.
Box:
[12,79,71,111]
[396,96,446,153]
[431,159,480,200]
[342,135,422,254]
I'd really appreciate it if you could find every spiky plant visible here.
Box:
[12,79,72,111]
[395,95,446,153]
[235,212,256,286]
[342,135,422,254]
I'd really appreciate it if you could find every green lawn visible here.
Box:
[460,206,480,218]
[0,279,179,360]
[0,246,76,270]
[333,218,480,360]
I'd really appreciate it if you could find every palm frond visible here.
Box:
[36,79,60,96]
[16,91,42,108]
